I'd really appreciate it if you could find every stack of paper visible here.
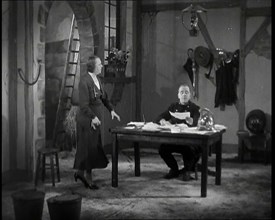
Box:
[141,122,161,131]
[127,122,145,128]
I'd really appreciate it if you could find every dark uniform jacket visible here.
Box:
[154,101,200,127]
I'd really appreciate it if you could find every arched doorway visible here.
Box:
[44,1,98,150]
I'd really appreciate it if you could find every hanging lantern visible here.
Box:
[181,4,207,37]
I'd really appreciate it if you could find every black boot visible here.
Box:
[182,171,192,181]
[163,169,179,179]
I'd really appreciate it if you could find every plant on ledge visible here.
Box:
[105,48,130,65]
[105,48,130,78]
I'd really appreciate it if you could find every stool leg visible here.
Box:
[34,153,41,186]
[50,155,55,186]
[194,163,198,180]
[241,140,245,163]
[42,155,46,181]
[264,141,268,165]
[209,145,212,157]
[55,152,60,182]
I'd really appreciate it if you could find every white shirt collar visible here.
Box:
[88,71,100,89]
[88,71,97,79]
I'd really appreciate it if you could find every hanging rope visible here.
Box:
[17,60,42,86]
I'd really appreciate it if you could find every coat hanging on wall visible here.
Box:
[214,49,239,108]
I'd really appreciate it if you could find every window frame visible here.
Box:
[104,0,120,64]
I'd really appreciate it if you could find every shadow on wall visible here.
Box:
[143,86,185,123]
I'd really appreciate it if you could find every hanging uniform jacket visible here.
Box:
[214,60,239,108]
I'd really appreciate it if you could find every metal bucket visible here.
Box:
[12,189,45,220]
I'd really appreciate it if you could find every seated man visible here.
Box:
[154,84,201,181]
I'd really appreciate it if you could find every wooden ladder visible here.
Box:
[52,15,80,148]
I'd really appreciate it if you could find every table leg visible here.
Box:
[42,155,46,181]
[34,153,41,186]
[215,137,222,185]
[201,143,209,197]
[238,137,245,163]
[50,155,55,186]
[112,134,118,187]
[134,142,140,176]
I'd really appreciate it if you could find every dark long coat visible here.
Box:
[73,73,113,170]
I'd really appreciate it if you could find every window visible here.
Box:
[104,0,120,64]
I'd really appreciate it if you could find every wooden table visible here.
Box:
[110,126,226,197]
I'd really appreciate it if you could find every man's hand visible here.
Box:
[159,119,171,126]
[91,116,101,130]
[185,116,193,125]
[111,110,121,121]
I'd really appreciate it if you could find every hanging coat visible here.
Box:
[73,73,113,170]
[214,60,239,108]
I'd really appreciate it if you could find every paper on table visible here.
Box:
[169,111,190,120]
[127,122,145,127]
[141,122,161,131]
[181,127,212,134]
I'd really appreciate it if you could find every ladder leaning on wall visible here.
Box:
[52,15,80,149]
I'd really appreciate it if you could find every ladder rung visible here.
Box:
[53,17,78,146]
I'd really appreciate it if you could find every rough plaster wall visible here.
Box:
[141,7,271,151]
[45,1,73,141]
[2,1,10,172]
[245,17,271,116]
[46,1,73,42]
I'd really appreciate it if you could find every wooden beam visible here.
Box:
[134,1,142,121]
[197,14,216,55]
[244,17,271,56]
[24,0,34,180]
[197,13,217,87]
[237,0,247,130]
[246,7,271,17]
[236,0,247,160]
[100,76,136,83]
[141,0,241,13]
[8,1,18,171]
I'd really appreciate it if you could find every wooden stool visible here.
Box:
[194,163,198,180]
[35,147,60,186]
